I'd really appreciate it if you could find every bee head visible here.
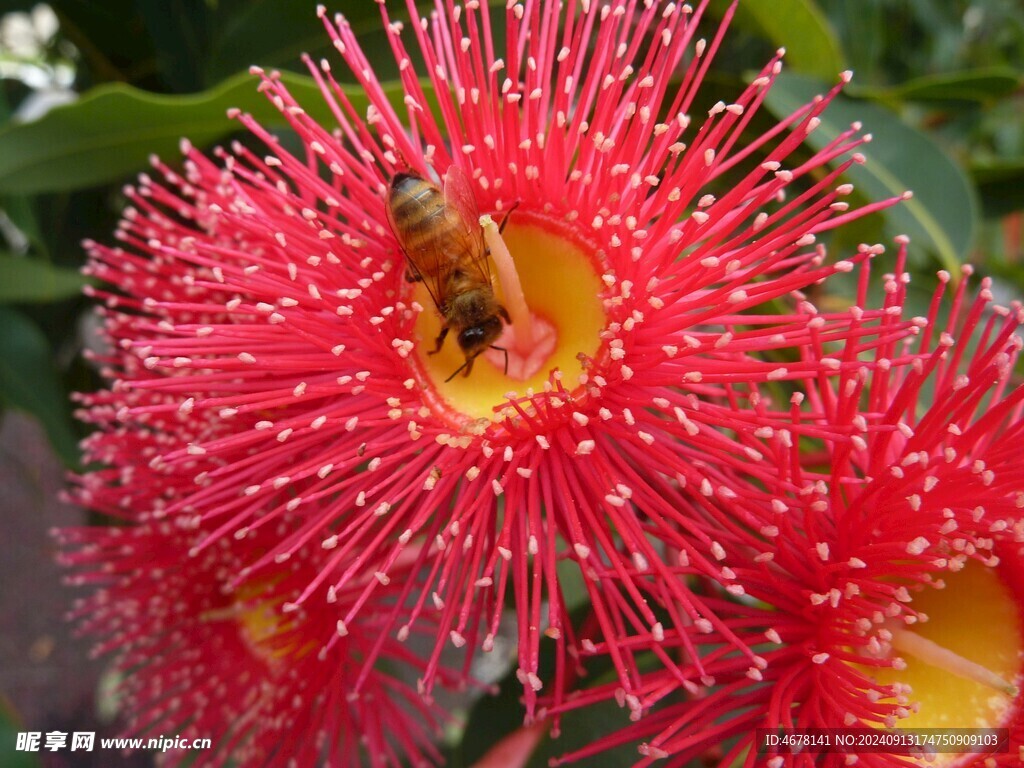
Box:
[457,317,504,356]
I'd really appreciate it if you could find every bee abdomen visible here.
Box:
[388,175,460,256]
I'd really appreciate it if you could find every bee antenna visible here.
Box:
[490,345,509,376]
[445,360,469,383]
[498,201,521,235]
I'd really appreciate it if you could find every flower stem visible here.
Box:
[890,627,1020,696]
[480,214,534,350]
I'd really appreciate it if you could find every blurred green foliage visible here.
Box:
[0,696,42,768]
[0,0,1021,758]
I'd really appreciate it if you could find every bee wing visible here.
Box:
[386,180,456,313]
[442,165,491,285]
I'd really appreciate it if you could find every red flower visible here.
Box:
[71,0,908,720]
[551,247,1024,766]
[57,512,458,767]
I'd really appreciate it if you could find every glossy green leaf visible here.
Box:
[0,307,80,468]
[763,73,977,272]
[0,255,88,303]
[713,0,846,81]
[0,71,406,194]
[852,67,1022,104]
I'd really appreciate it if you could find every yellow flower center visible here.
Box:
[203,580,315,667]
[869,561,1022,765]
[409,215,606,424]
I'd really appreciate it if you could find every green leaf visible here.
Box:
[452,607,575,767]
[763,72,978,272]
[523,699,641,768]
[815,0,887,83]
[0,697,42,768]
[451,597,654,768]
[0,255,88,303]
[453,650,650,768]
[713,0,846,81]
[0,71,406,194]
[851,67,1022,104]
[0,307,80,468]
[0,195,45,256]
[452,665,530,767]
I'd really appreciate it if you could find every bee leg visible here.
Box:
[498,201,521,234]
[428,325,449,355]
[497,305,511,324]
[461,355,476,378]
[405,269,423,283]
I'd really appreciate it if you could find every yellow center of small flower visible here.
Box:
[869,561,1022,764]
[203,580,315,667]
[410,216,606,423]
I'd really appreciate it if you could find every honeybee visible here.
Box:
[385,166,511,380]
